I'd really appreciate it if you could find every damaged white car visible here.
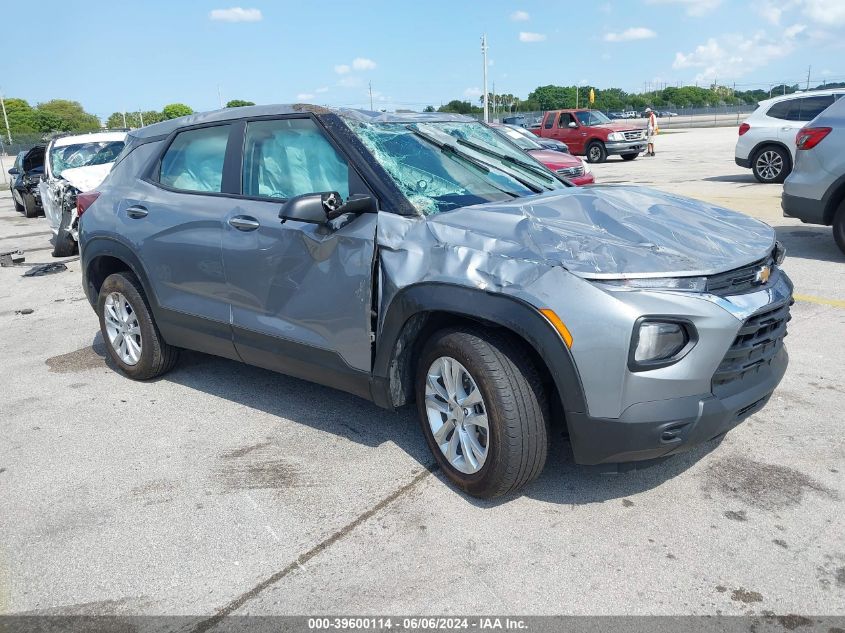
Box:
[39,131,127,256]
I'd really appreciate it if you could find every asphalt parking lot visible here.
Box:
[1,126,843,622]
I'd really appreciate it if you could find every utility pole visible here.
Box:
[481,34,489,122]
[492,81,496,121]
[138,111,144,127]
[369,81,374,111]
[0,91,12,144]
[806,65,811,90]
[122,111,127,128]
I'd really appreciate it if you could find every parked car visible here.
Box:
[657,111,678,118]
[782,96,845,254]
[79,105,792,498]
[39,131,127,256]
[7,145,46,218]
[490,123,593,185]
[504,123,570,153]
[501,115,525,126]
[736,89,845,183]
[533,109,645,162]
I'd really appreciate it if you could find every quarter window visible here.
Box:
[766,100,797,120]
[798,95,835,120]
[544,114,555,129]
[242,118,350,200]
[159,125,232,193]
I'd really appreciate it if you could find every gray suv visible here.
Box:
[79,105,793,498]
[782,96,845,254]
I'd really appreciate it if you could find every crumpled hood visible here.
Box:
[59,163,114,193]
[423,185,775,278]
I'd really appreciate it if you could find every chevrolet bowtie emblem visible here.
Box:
[755,265,771,284]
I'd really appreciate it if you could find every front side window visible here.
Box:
[242,118,349,200]
[798,95,835,120]
[159,125,231,193]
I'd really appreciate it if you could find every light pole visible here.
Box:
[0,91,12,145]
[481,34,489,122]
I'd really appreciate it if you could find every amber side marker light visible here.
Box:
[540,309,573,348]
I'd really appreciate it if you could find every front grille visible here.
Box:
[556,165,585,178]
[707,257,774,296]
[623,130,644,141]
[712,299,791,391]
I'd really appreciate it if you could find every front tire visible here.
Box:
[585,141,607,164]
[23,193,39,218]
[833,201,845,256]
[752,145,790,183]
[621,153,638,161]
[97,272,179,380]
[52,210,78,257]
[416,327,548,498]
[13,194,25,213]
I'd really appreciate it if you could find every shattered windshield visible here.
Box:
[497,125,544,150]
[50,140,126,179]
[575,111,612,126]
[347,120,564,215]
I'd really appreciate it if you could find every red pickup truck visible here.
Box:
[532,109,646,163]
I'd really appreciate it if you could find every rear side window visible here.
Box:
[159,125,232,193]
[798,95,835,120]
[766,99,798,120]
[241,118,349,200]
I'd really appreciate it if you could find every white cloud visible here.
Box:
[673,26,805,83]
[756,1,785,24]
[803,0,845,25]
[338,76,363,88]
[352,57,377,71]
[604,27,656,42]
[646,0,721,17]
[296,93,315,100]
[209,7,263,22]
[510,10,530,21]
[334,64,351,75]
[464,87,483,98]
[518,31,547,42]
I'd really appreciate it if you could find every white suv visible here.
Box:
[735,89,845,183]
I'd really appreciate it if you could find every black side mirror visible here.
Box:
[279,192,378,224]
[8,167,19,176]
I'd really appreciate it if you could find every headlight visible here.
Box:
[608,132,623,141]
[600,276,707,292]
[580,159,591,174]
[629,319,696,370]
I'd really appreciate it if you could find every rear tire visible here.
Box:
[752,145,790,184]
[833,201,845,256]
[621,153,638,161]
[415,327,548,499]
[23,193,39,218]
[52,210,78,257]
[97,272,179,380]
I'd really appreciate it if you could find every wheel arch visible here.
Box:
[82,238,159,313]
[823,175,845,225]
[750,140,793,165]
[371,283,587,424]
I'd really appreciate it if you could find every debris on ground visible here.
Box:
[15,308,34,315]
[23,263,68,277]
[0,250,25,267]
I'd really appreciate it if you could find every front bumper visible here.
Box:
[605,140,645,155]
[571,173,595,186]
[567,338,788,467]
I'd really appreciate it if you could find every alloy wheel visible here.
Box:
[755,150,783,181]
[424,356,489,474]
[104,292,142,365]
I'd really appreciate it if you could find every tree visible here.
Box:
[226,99,255,107]
[34,99,101,132]
[438,100,482,115]
[423,105,436,112]
[1,98,38,136]
[161,103,193,120]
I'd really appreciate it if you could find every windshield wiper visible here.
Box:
[453,137,555,186]
[407,127,525,198]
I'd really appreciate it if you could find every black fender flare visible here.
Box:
[371,282,587,416]
[81,237,159,313]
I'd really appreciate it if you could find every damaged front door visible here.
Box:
[222,117,377,395]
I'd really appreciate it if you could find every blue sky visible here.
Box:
[4,0,845,118]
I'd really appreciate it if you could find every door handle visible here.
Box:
[126,205,148,219]
[228,215,260,231]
